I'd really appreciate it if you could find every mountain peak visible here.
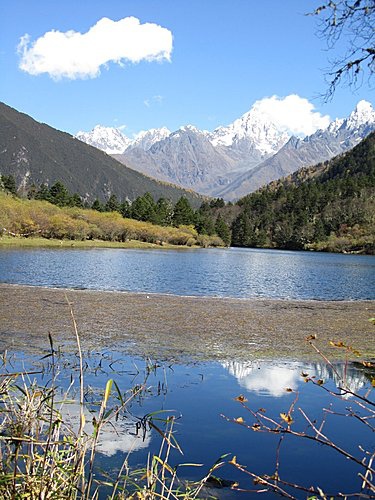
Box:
[346,100,375,130]
[76,125,131,154]
[210,105,290,155]
[132,127,171,150]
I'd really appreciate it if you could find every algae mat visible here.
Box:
[0,283,374,361]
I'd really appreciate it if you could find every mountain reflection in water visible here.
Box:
[222,360,369,397]
[3,351,373,498]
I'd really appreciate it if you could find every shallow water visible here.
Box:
[1,246,375,300]
[1,246,374,497]
[10,351,373,499]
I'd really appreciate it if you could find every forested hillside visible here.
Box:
[0,102,204,207]
[230,132,375,254]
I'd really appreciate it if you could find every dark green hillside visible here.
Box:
[0,102,204,207]
[231,132,375,254]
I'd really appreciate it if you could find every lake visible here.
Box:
[6,350,374,499]
[1,246,375,300]
[0,246,374,497]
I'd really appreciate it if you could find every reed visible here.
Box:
[0,302,213,499]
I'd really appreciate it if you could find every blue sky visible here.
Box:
[1,0,373,137]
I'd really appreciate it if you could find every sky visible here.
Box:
[1,0,373,138]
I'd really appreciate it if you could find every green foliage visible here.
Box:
[0,192,225,248]
[172,196,196,226]
[231,132,375,254]
[91,199,104,212]
[131,192,158,223]
[49,181,71,207]
[0,174,17,195]
[104,193,120,213]
[18,181,229,244]
[215,215,231,246]
[155,197,174,226]
[34,183,52,203]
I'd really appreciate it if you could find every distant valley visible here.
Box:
[77,100,375,200]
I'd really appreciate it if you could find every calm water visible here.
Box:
[12,352,374,498]
[1,246,375,299]
[1,246,374,497]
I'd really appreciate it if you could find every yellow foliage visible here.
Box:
[0,193,223,248]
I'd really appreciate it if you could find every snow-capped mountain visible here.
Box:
[130,127,171,151]
[76,100,375,200]
[209,106,290,156]
[76,125,132,155]
[76,125,171,155]
[215,100,375,200]
[114,125,239,194]
[345,99,375,131]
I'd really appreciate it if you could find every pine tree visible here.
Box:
[105,194,120,213]
[172,197,196,226]
[215,215,231,246]
[1,174,17,195]
[49,181,71,207]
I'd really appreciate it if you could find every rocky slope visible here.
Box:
[0,102,205,206]
[77,100,375,200]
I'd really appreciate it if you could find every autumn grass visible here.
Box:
[0,235,195,250]
[0,299,218,499]
[0,191,224,248]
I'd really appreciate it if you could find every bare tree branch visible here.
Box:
[309,0,375,99]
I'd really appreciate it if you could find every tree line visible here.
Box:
[231,132,375,254]
[2,131,373,253]
[0,177,232,246]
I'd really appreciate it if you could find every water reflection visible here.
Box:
[222,360,370,397]
[61,403,151,456]
[3,351,373,498]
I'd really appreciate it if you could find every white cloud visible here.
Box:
[144,95,164,108]
[223,361,303,397]
[62,403,151,456]
[252,95,331,137]
[17,17,173,80]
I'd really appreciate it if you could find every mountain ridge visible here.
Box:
[0,102,205,207]
[77,100,375,200]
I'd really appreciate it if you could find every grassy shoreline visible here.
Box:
[0,235,199,250]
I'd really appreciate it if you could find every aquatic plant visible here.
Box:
[224,336,375,498]
[0,299,219,499]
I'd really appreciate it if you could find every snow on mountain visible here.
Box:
[215,100,375,200]
[76,125,132,155]
[76,100,375,200]
[76,125,131,154]
[344,100,375,131]
[209,106,290,156]
[130,127,171,151]
[76,125,171,154]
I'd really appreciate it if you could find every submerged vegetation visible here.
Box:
[0,303,374,498]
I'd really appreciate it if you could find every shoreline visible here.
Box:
[2,281,375,304]
[1,283,374,362]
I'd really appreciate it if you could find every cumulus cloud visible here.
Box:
[252,95,331,137]
[223,361,303,398]
[17,17,173,80]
